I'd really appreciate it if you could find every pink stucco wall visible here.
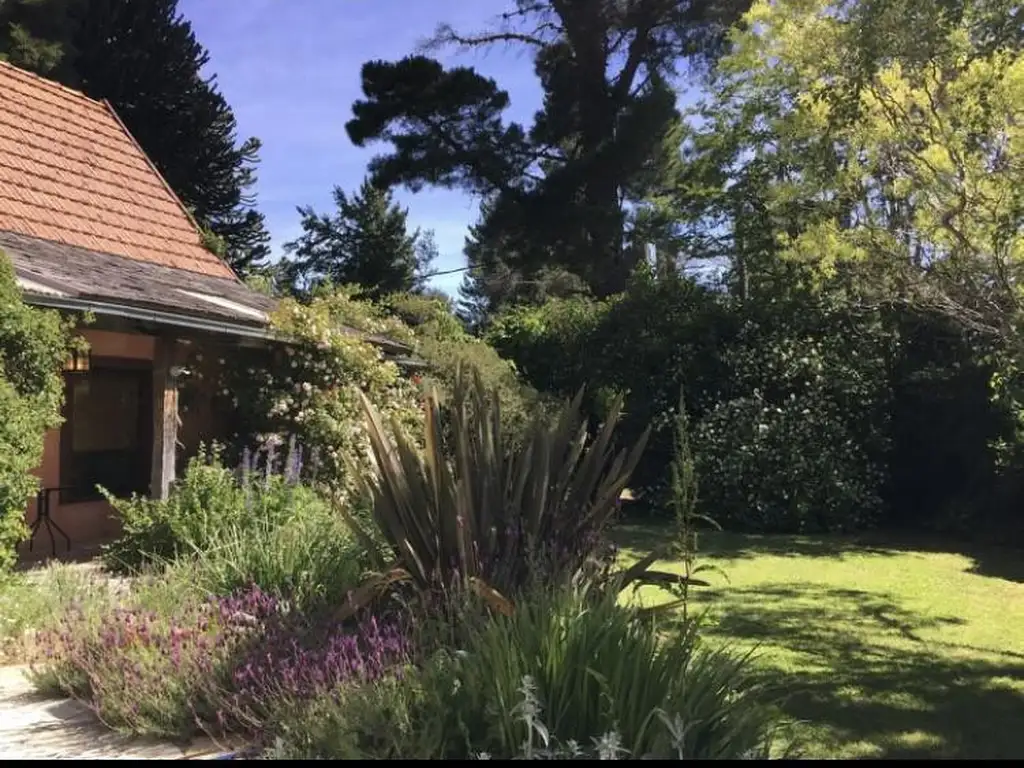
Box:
[22,329,156,554]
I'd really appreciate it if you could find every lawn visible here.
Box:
[615,524,1024,760]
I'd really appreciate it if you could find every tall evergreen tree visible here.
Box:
[0,0,271,274]
[456,200,589,331]
[345,0,751,298]
[282,178,436,300]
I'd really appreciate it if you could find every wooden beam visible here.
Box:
[150,336,179,500]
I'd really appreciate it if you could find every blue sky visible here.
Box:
[179,0,542,295]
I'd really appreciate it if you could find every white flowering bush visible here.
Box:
[270,292,423,494]
[199,286,424,498]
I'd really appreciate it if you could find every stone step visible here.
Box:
[0,666,242,760]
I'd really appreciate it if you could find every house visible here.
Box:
[0,61,407,558]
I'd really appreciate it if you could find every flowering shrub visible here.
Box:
[192,286,423,499]
[102,442,346,579]
[266,584,785,760]
[31,583,412,740]
[225,611,411,730]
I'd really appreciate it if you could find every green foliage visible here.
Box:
[666,388,725,619]
[0,0,271,272]
[487,294,612,401]
[456,203,592,331]
[0,251,77,571]
[102,450,247,573]
[347,2,751,297]
[103,446,375,610]
[347,365,650,604]
[385,291,545,443]
[283,178,436,298]
[490,274,738,507]
[176,505,371,612]
[417,587,778,760]
[695,392,885,534]
[271,585,781,760]
[189,286,537,500]
[198,288,422,498]
[690,299,893,533]
[709,0,1024,338]
[380,291,462,337]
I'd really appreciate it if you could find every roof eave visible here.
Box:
[20,291,417,356]
[23,292,275,342]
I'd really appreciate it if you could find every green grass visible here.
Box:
[614,524,1024,759]
[0,563,114,664]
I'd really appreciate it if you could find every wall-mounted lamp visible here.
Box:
[169,365,191,382]
[65,349,91,373]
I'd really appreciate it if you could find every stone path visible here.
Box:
[0,666,233,760]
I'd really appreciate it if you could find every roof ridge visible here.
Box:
[0,60,107,110]
[100,99,241,285]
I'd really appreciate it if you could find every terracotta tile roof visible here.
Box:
[0,60,237,281]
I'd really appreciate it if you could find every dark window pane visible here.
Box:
[61,367,150,502]
[70,374,140,452]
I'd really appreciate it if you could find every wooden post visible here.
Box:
[150,336,179,500]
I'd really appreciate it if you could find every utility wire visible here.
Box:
[421,265,473,278]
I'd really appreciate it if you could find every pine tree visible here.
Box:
[0,0,271,274]
[456,209,588,332]
[345,1,752,297]
[282,178,436,300]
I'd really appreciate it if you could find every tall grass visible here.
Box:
[168,501,372,612]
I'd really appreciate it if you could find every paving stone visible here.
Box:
[0,666,236,760]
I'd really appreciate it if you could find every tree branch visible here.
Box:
[422,22,549,53]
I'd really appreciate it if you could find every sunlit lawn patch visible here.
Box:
[614,524,1024,759]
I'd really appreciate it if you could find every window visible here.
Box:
[60,362,152,503]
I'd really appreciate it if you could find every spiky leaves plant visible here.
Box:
[341,364,653,611]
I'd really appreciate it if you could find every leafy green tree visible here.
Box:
[282,179,436,299]
[684,0,1024,338]
[346,0,752,298]
[0,251,77,571]
[0,0,271,273]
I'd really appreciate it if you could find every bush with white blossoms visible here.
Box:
[192,286,424,499]
[267,290,424,497]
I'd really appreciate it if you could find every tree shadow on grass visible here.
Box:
[850,530,1024,585]
[963,547,1024,585]
[666,583,1024,759]
[613,524,900,562]
[613,524,1024,584]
